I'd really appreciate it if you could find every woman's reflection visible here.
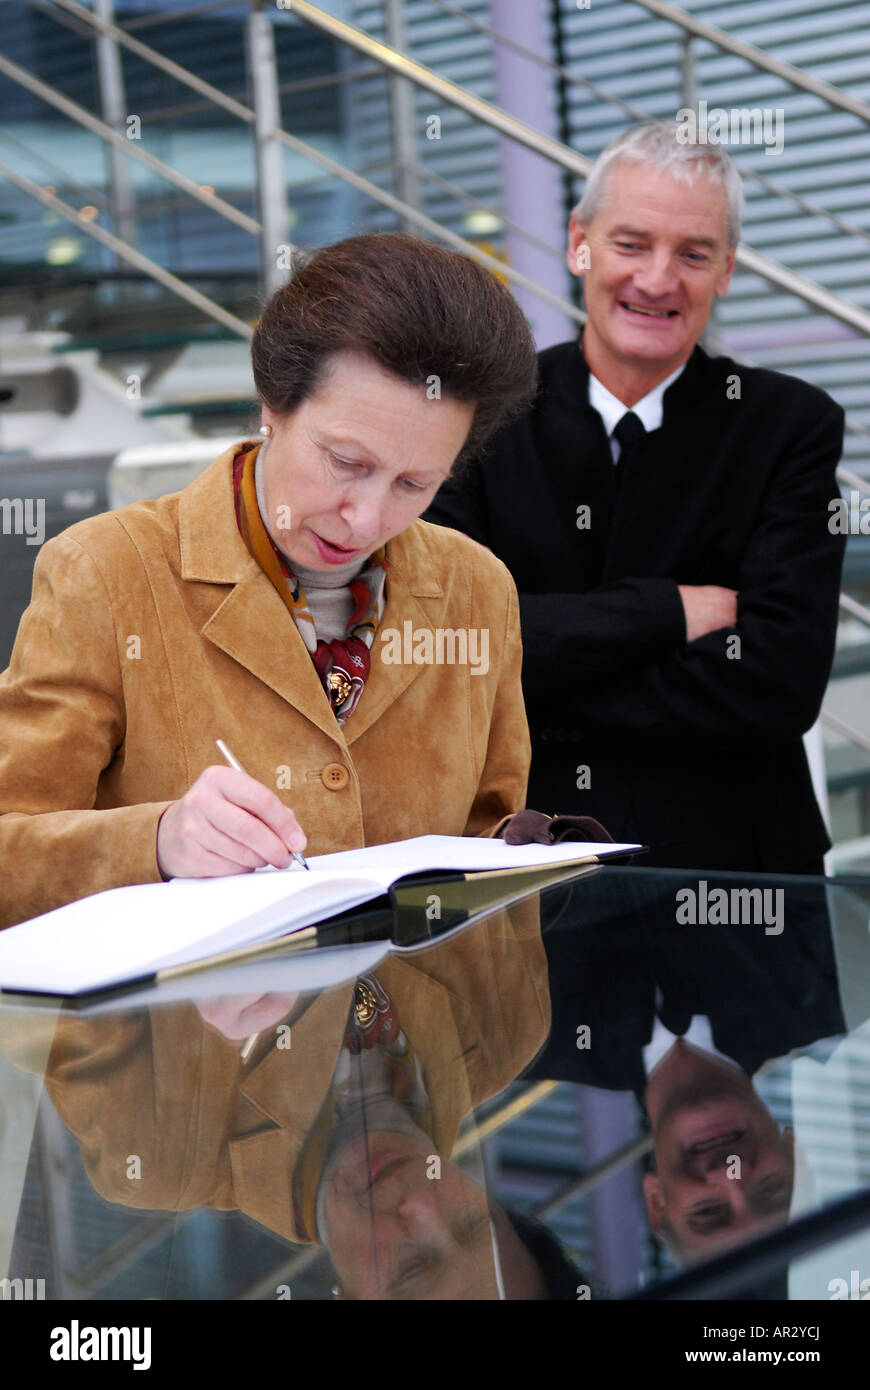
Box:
[2,906,573,1298]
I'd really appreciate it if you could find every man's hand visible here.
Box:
[156,765,307,880]
[678,584,738,643]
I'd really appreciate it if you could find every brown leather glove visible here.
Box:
[501,809,615,846]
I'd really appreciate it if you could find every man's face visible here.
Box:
[642,1041,794,1261]
[568,161,736,385]
[321,1133,504,1299]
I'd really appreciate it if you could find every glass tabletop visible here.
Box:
[1,862,869,1309]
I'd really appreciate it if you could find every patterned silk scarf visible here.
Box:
[232,443,386,724]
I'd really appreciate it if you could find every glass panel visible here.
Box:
[1,863,868,1300]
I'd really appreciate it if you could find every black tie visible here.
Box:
[612,410,645,488]
[658,999,692,1037]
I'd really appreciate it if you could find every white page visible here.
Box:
[309,834,638,880]
[0,833,637,995]
[0,871,382,995]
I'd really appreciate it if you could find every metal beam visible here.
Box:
[534,1133,654,1219]
[246,3,291,295]
[30,0,870,340]
[839,591,870,632]
[384,0,422,232]
[838,465,870,493]
[822,708,870,757]
[451,1081,558,1158]
[93,0,137,256]
[283,0,593,179]
[736,244,870,342]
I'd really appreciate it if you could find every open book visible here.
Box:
[0,833,640,999]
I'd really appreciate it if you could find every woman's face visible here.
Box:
[260,350,475,571]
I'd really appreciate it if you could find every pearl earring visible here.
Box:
[259,423,272,438]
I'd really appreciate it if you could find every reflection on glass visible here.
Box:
[642,1038,793,1262]
[0,868,869,1300]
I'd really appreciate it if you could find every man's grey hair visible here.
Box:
[573,121,744,248]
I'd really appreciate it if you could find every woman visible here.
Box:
[0,233,539,928]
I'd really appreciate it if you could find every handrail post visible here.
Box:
[679,31,696,113]
[384,0,422,231]
[247,1,290,297]
[94,0,137,266]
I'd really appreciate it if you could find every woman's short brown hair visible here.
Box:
[251,233,538,463]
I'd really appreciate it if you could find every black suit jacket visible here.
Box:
[524,872,845,1095]
[427,339,846,873]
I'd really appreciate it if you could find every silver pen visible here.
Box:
[215,739,310,870]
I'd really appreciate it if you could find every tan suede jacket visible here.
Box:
[0,443,530,928]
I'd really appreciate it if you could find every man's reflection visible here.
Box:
[527,871,843,1264]
[641,1038,794,1262]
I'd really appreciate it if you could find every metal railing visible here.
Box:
[6,2,870,767]
[17,0,585,328]
[0,53,260,238]
[627,0,870,126]
[286,0,870,341]
[284,0,870,465]
[423,0,870,252]
[5,5,866,451]
[6,2,867,438]
[0,159,254,338]
[15,0,870,353]
[822,707,870,759]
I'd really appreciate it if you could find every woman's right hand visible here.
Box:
[196,991,299,1041]
[156,765,307,879]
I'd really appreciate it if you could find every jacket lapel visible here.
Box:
[538,341,618,589]
[344,522,444,746]
[203,570,345,745]
[178,444,346,745]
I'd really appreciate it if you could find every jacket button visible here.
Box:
[321,762,350,791]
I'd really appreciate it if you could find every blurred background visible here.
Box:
[0,0,869,854]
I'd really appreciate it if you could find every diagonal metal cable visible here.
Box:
[0,52,261,236]
[0,127,110,212]
[0,159,254,338]
[119,0,246,32]
[702,327,870,443]
[398,160,567,260]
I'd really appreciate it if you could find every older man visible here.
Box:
[427,121,846,873]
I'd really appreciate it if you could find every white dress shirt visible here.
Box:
[588,363,686,462]
[643,1011,743,1080]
